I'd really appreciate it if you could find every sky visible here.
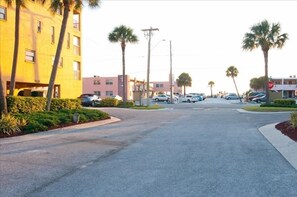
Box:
[81,0,297,95]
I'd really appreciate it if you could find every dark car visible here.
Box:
[78,94,101,106]
[252,95,266,103]
[247,92,265,101]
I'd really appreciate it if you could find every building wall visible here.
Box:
[271,77,297,98]
[151,81,182,95]
[0,1,82,98]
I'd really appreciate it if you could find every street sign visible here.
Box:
[268,81,274,89]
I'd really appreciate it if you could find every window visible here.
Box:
[67,32,70,48]
[73,36,80,55]
[25,50,35,62]
[52,56,63,67]
[94,91,101,96]
[156,84,163,88]
[73,61,81,80]
[73,14,80,30]
[37,21,42,32]
[94,80,100,85]
[105,79,113,85]
[51,26,55,43]
[0,6,6,20]
[106,91,113,96]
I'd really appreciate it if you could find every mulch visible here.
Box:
[275,121,297,142]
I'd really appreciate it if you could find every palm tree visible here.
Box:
[46,0,100,111]
[242,20,288,104]
[108,25,138,106]
[226,66,242,103]
[177,72,192,96]
[5,0,26,96]
[0,66,8,116]
[208,81,215,97]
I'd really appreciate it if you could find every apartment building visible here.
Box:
[83,75,182,100]
[0,1,82,98]
[270,76,297,98]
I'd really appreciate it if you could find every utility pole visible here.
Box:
[169,40,173,104]
[142,27,159,106]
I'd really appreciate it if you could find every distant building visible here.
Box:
[270,76,297,98]
[82,75,182,100]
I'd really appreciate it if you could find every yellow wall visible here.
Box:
[0,0,82,98]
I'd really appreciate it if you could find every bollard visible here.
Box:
[73,113,80,123]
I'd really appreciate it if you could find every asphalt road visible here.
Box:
[1,98,296,196]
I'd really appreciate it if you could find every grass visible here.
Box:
[243,106,297,112]
[130,104,164,110]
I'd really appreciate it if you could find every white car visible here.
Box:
[152,94,170,102]
[182,95,200,103]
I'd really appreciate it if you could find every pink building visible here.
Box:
[83,75,144,100]
[83,75,182,100]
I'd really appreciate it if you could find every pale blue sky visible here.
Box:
[82,0,297,95]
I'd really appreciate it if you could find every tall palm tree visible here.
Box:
[208,81,214,98]
[177,72,192,96]
[46,0,100,111]
[5,0,26,96]
[226,66,242,103]
[108,25,138,106]
[242,20,288,104]
[0,66,8,116]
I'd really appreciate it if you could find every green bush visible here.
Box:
[0,114,26,136]
[99,97,119,107]
[7,96,81,114]
[13,108,110,134]
[291,112,297,128]
[7,96,46,113]
[260,103,297,108]
[273,99,296,106]
[117,100,135,108]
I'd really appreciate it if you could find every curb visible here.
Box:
[259,123,297,171]
[0,117,121,145]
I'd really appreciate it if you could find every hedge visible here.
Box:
[274,99,296,106]
[7,96,81,114]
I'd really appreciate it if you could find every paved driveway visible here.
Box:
[1,99,296,196]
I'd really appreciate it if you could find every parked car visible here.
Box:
[224,93,240,100]
[247,92,265,101]
[111,95,122,101]
[252,95,266,103]
[189,93,205,100]
[182,94,200,103]
[78,94,101,106]
[152,94,170,102]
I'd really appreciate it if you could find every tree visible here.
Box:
[242,20,288,104]
[108,25,138,106]
[46,0,100,111]
[208,81,215,97]
[177,72,192,96]
[226,66,242,103]
[0,67,8,117]
[250,76,265,91]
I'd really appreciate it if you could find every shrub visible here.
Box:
[99,97,119,107]
[273,99,296,106]
[260,103,297,108]
[0,114,26,136]
[7,96,81,114]
[291,112,297,129]
[117,100,135,108]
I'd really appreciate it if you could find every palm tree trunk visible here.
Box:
[9,4,21,96]
[46,6,70,111]
[183,86,186,96]
[121,43,126,106]
[232,77,242,103]
[263,50,269,104]
[0,67,8,116]
[210,86,213,97]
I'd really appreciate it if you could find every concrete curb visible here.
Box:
[0,116,121,145]
[259,123,297,171]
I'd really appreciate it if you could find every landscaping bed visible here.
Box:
[275,121,297,142]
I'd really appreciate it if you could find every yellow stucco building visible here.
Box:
[0,0,82,98]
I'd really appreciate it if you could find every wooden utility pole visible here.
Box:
[142,27,159,106]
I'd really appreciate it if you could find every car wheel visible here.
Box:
[155,98,159,102]
[91,101,95,106]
